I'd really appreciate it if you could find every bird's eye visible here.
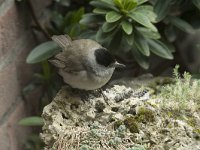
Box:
[94,48,115,67]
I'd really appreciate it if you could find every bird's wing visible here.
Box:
[49,51,86,74]
[51,35,72,49]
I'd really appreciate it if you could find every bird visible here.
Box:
[49,35,125,91]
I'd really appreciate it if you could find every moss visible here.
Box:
[79,145,91,150]
[148,77,175,93]
[193,128,200,134]
[114,120,124,130]
[124,117,139,133]
[135,107,155,123]
[158,65,200,111]
[165,110,183,120]
[187,117,197,127]
[193,128,200,140]
[187,117,200,139]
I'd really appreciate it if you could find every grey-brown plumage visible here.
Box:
[49,35,125,90]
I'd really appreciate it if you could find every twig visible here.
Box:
[27,0,51,39]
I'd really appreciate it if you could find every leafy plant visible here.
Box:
[26,42,61,64]
[18,116,44,126]
[159,65,200,111]
[80,0,169,69]
[23,134,44,150]
[47,7,85,38]
[26,0,200,71]
[79,0,200,69]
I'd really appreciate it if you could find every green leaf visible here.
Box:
[79,30,96,39]
[57,0,70,7]
[121,21,133,35]
[100,0,115,5]
[106,11,122,23]
[22,83,37,96]
[80,13,102,25]
[168,16,194,33]
[34,73,46,80]
[96,28,113,44]
[96,30,113,47]
[113,0,123,9]
[102,22,118,32]
[124,33,134,45]
[18,117,43,126]
[134,32,150,56]
[71,7,85,23]
[51,11,64,30]
[123,0,137,11]
[131,47,149,69]
[90,1,118,11]
[136,27,160,39]
[133,5,157,23]
[192,0,200,10]
[93,8,108,14]
[42,60,51,79]
[128,11,157,32]
[154,0,172,22]
[134,0,148,5]
[148,39,173,59]
[26,41,60,64]
[109,31,122,50]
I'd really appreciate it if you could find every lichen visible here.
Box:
[124,116,139,133]
[159,65,200,111]
[148,77,175,94]
[135,107,155,123]
[41,75,200,150]
[193,128,200,134]
[114,120,123,130]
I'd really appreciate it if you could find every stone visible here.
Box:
[41,77,200,150]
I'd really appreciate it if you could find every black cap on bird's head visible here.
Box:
[94,48,125,68]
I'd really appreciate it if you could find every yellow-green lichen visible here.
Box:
[124,117,139,133]
[187,117,197,127]
[135,107,155,123]
[193,128,200,134]
[148,77,175,94]
[114,120,124,130]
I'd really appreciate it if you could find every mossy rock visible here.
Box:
[114,120,124,130]
[124,116,139,133]
[135,107,155,123]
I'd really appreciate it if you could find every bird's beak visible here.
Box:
[112,61,126,68]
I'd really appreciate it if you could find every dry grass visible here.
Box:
[52,123,144,150]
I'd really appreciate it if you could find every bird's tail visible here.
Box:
[51,35,72,49]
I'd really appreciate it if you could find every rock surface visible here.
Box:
[41,77,200,150]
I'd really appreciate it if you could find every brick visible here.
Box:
[15,34,37,87]
[31,0,52,18]
[0,100,31,150]
[0,62,20,119]
[0,0,5,5]
[7,100,31,150]
[0,0,31,63]
[0,123,10,150]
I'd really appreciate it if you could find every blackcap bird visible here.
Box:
[49,35,125,90]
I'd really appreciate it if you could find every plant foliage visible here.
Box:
[26,0,200,70]
[160,65,200,111]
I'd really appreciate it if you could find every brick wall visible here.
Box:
[0,0,47,149]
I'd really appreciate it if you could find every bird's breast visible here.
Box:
[59,68,114,90]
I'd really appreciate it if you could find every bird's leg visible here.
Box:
[70,88,90,101]
[97,88,109,104]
